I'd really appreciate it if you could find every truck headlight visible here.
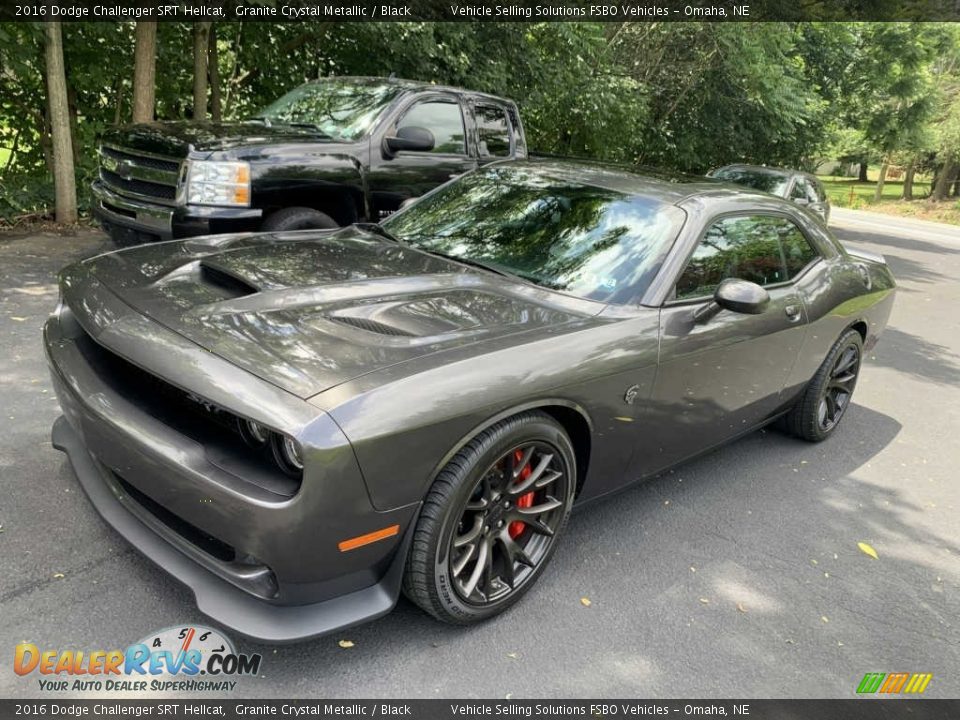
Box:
[186,161,250,207]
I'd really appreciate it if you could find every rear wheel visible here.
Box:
[261,207,338,232]
[782,329,863,442]
[403,412,575,624]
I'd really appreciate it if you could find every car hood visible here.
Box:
[79,227,598,398]
[102,121,332,156]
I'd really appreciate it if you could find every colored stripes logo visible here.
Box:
[857,672,933,694]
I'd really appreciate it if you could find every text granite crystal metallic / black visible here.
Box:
[45,159,896,642]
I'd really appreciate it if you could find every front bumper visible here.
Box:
[92,180,261,242]
[44,292,417,642]
[52,417,413,643]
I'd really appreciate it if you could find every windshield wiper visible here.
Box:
[285,122,332,138]
[246,116,272,127]
[421,249,526,282]
[355,223,406,244]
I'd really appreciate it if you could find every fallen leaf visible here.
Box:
[858,542,879,560]
[10,317,26,322]
[821,616,829,623]
[337,640,354,648]
[736,602,747,613]
[53,573,65,579]
[505,693,513,700]
[580,597,592,607]
[506,652,518,659]
[699,597,710,604]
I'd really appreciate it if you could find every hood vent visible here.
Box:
[327,315,415,337]
[199,261,259,298]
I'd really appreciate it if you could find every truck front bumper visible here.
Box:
[92,180,262,242]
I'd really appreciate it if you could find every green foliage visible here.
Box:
[2,20,959,223]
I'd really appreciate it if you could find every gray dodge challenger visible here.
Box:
[45,160,895,642]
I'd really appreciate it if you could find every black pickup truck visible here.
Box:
[92,77,526,243]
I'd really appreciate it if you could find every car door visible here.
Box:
[636,213,814,476]
[367,95,478,219]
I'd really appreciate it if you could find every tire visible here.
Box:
[403,411,576,625]
[261,207,339,232]
[782,328,864,442]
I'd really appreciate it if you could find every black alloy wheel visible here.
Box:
[403,412,576,624]
[449,442,568,604]
[818,343,860,432]
[782,328,864,442]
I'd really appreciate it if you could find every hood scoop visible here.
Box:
[199,260,260,299]
[326,315,415,337]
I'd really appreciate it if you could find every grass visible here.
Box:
[817,174,960,225]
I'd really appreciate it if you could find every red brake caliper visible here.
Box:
[509,449,534,539]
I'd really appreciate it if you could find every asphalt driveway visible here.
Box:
[1,208,957,698]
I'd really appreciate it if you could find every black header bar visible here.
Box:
[2,699,960,719]
[2,0,960,22]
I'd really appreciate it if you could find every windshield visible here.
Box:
[711,167,792,197]
[383,165,686,304]
[254,80,400,140]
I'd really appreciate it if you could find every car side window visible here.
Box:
[790,179,808,200]
[476,105,511,158]
[397,100,466,155]
[675,215,794,300]
[808,178,826,203]
[779,220,820,277]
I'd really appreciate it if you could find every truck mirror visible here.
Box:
[385,126,435,155]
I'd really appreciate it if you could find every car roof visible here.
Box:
[713,163,797,178]
[304,76,515,105]
[501,158,773,206]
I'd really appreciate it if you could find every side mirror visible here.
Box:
[384,126,435,155]
[714,278,770,314]
[793,197,810,206]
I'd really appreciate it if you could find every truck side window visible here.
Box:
[398,101,466,155]
[476,105,511,158]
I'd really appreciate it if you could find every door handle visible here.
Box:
[785,304,801,321]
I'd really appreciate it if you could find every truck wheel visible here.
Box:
[262,207,339,232]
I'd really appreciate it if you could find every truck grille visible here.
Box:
[98,144,181,205]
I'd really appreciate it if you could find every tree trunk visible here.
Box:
[873,161,889,202]
[132,21,157,123]
[192,22,211,121]
[902,163,915,200]
[953,178,960,197]
[44,22,77,223]
[858,161,869,182]
[932,160,957,202]
[208,24,221,123]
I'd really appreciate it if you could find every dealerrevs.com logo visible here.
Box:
[14,625,262,693]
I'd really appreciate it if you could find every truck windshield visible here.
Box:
[255,80,400,140]
[383,165,685,305]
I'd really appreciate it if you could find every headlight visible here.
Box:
[238,418,269,448]
[272,434,304,476]
[186,161,250,207]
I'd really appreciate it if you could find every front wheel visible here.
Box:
[261,207,339,232]
[782,328,863,442]
[403,412,576,624]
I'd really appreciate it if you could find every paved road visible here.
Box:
[1,211,958,699]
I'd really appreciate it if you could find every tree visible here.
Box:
[44,21,76,223]
[192,22,211,120]
[132,21,157,123]
[208,24,221,123]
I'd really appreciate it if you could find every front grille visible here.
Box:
[114,473,236,562]
[98,144,180,204]
[101,145,181,173]
[70,321,302,499]
[100,169,176,200]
